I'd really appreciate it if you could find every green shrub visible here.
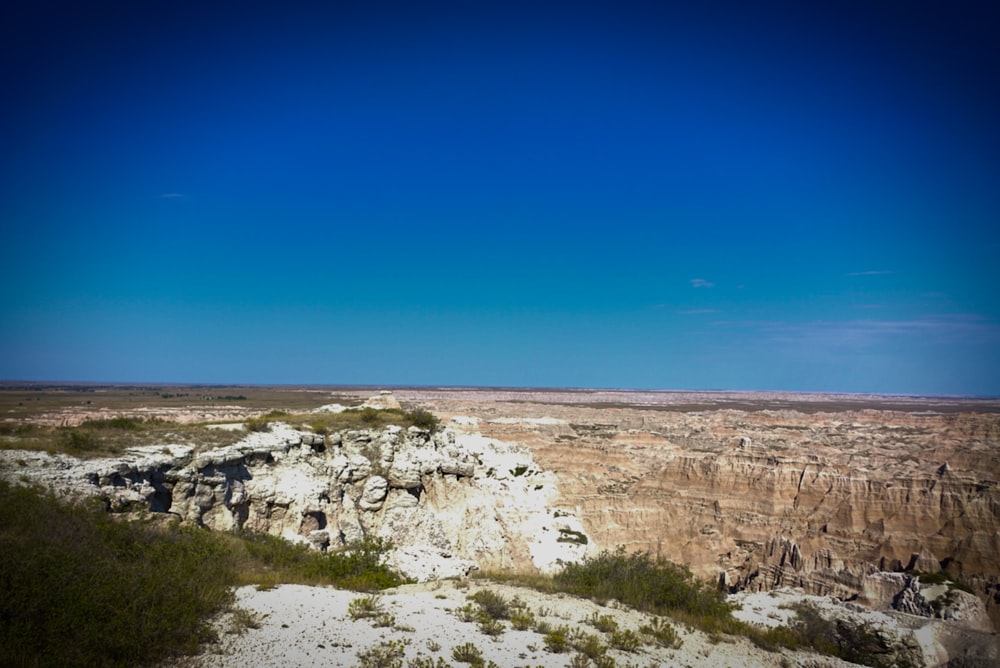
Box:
[639,616,681,648]
[227,607,263,634]
[408,657,453,668]
[78,416,147,430]
[543,626,571,653]
[608,629,641,652]
[469,589,512,620]
[0,480,235,667]
[60,428,102,451]
[451,641,485,665]
[553,547,736,633]
[909,570,973,594]
[374,612,397,628]
[408,408,440,432]
[557,528,589,545]
[510,608,536,630]
[476,613,505,637]
[592,655,620,668]
[585,612,619,633]
[454,603,480,622]
[571,631,608,659]
[80,417,146,431]
[237,533,404,590]
[356,639,407,668]
[245,416,272,432]
[348,595,385,620]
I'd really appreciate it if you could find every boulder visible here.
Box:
[362,391,401,411]
[359,475,389,511]
[387,455,422,489]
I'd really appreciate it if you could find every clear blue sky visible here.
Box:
[2,1,998,395]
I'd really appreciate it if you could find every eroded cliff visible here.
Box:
[462,400,1000,628]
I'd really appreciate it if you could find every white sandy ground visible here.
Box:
[186,581,853,668]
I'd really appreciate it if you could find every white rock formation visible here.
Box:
[362,390,402,410]
[0,419,591,581]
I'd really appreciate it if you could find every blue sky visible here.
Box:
[2,1,998,395]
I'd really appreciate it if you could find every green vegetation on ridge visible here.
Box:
[1,406,441,458]
[251,406,440,434]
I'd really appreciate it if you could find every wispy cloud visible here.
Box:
[677,309,718,315]
[735,314,1000,349]
[845,270,893,276]
[159,193,185,198]
[690,278,714,288]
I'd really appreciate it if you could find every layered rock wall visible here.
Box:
[501,410,1000,628]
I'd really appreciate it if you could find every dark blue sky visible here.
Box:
[2,1,998,394]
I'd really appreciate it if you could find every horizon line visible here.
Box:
[1,379,997,401]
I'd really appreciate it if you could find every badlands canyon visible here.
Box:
[2,384,999,665]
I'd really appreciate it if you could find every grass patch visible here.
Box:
[1,418,245,457]
[227,607,263,634]
[585,612,619,633]
[282,407,441,434]
[469,589,513,620]
[640,616,682,648]
[348,594,386,620]
[0,480,407,667]
[543,625,571,653]
[608,628,642,652]
[0,480,235,667]
[232,532,405,591]
[451,641,486,665]
[465,556,917,662]
[356,638,408,668]
[553,547,738,634]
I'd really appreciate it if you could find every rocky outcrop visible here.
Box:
[362,391,402,411]
[491,407,1000,630]
[0,419,590,582]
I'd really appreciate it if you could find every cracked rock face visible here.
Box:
[0,420,590,582]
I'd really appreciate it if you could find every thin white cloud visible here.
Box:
[159,193,185,198]
[846,270,893,276]
[690,278,714,288]
[737,314,1000,349]
[677,309,718,315]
